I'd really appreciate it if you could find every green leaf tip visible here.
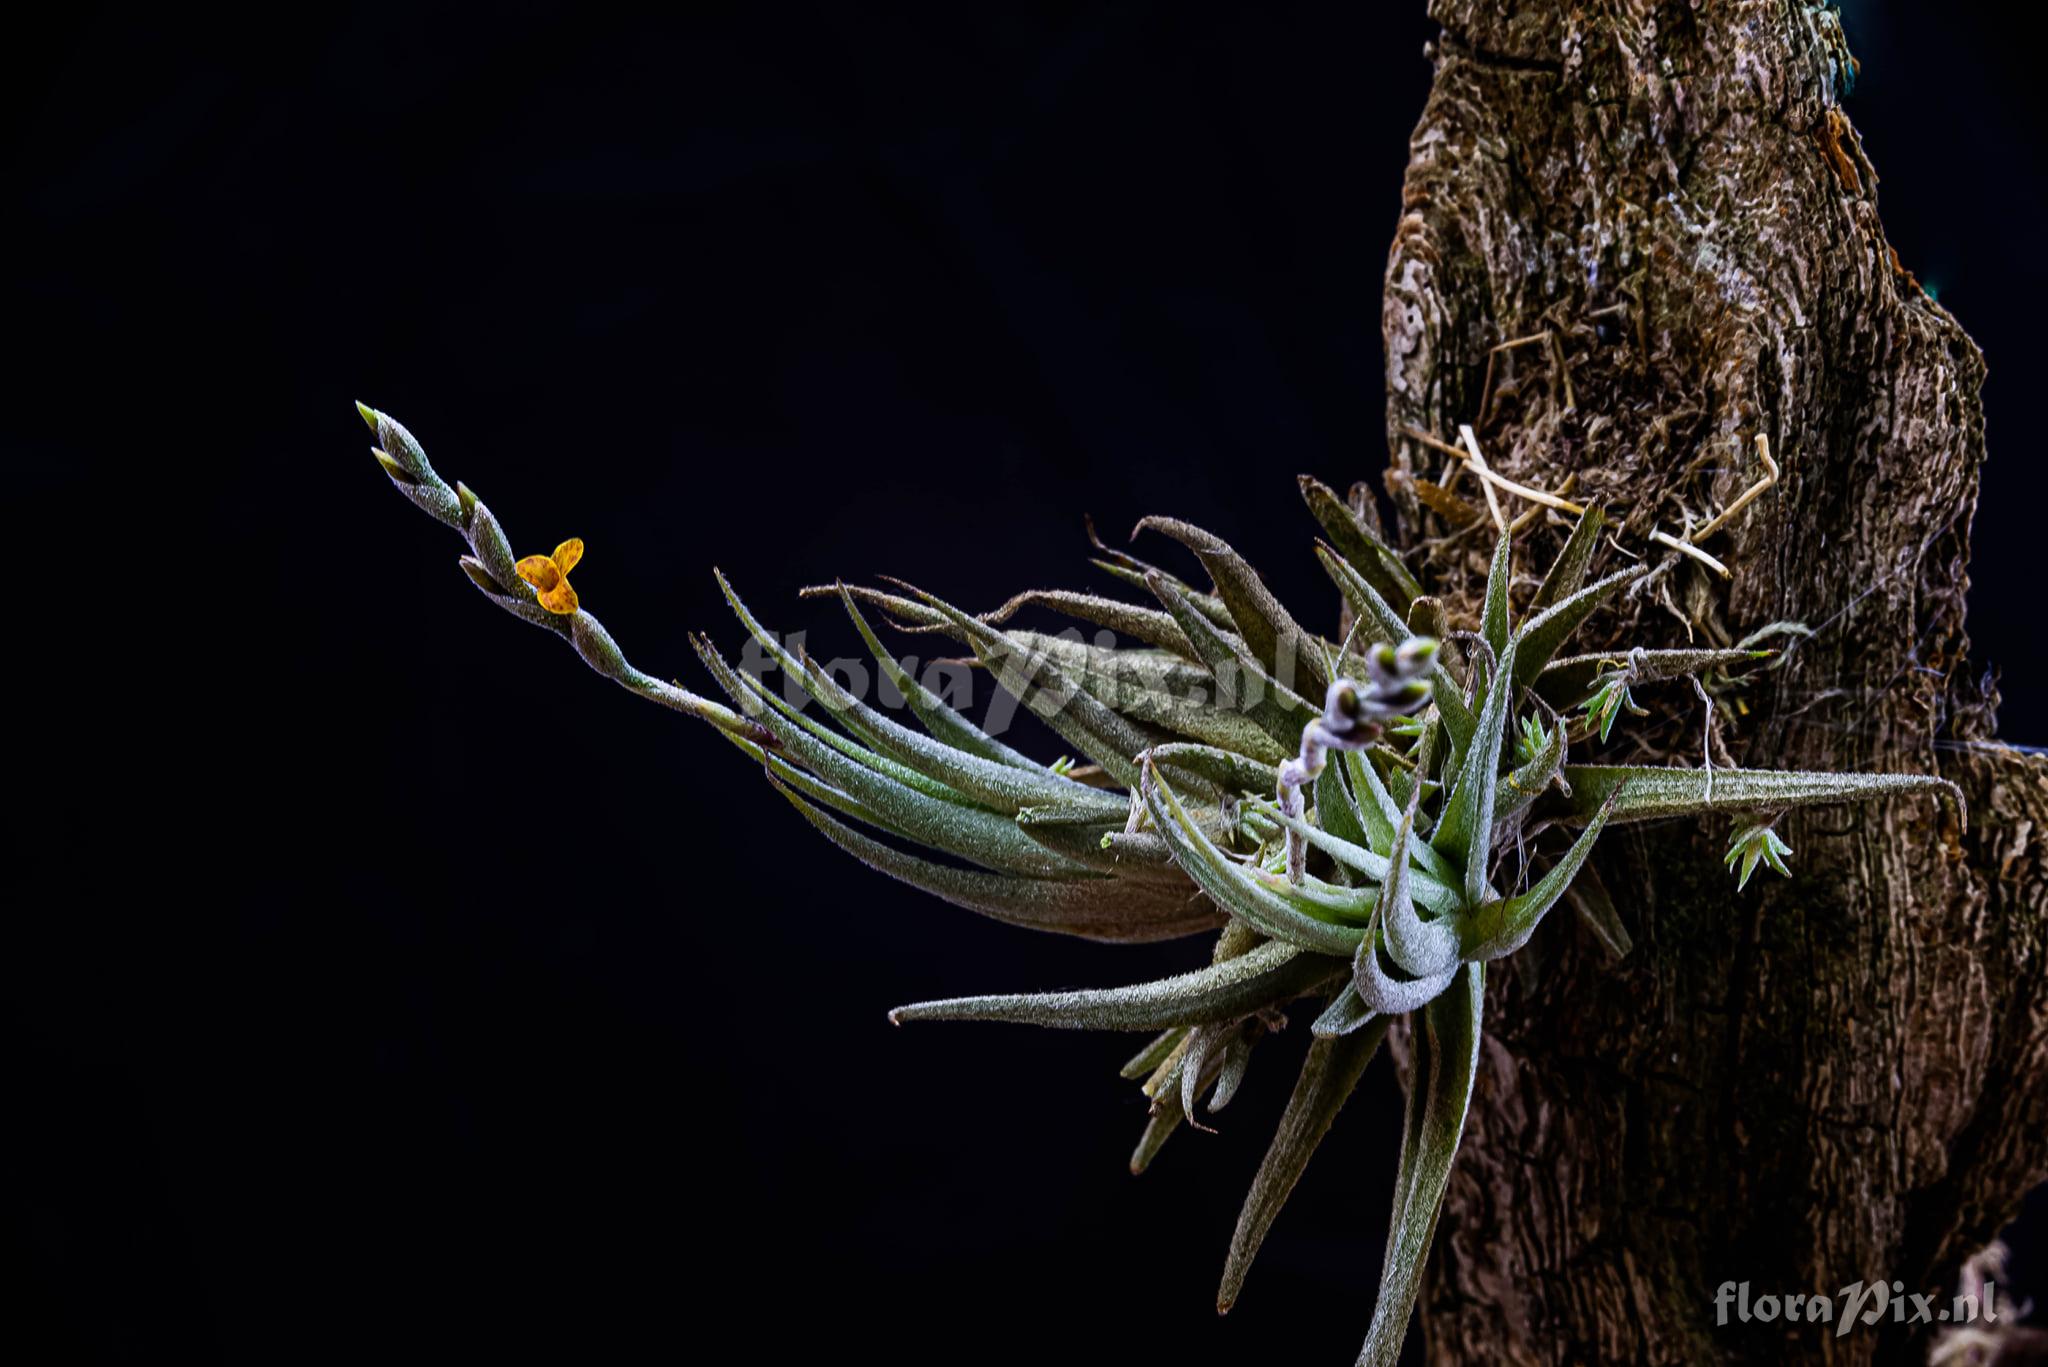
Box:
[1726,821,1794,890]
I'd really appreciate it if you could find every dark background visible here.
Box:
[9,3,2042,1362]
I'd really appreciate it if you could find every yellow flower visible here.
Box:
[514,538,584,615]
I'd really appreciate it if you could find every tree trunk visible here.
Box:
[1377,3,2047,1362]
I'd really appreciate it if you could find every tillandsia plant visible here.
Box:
[355,403,1961,1365]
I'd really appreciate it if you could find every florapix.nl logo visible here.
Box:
[1713,1278,2006,1338]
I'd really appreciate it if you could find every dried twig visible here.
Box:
[1458,424,1511,532]
[1687,434,1781,541]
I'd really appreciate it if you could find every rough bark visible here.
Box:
[1377,3,2047,1363]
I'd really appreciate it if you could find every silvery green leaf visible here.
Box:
[888,936,1337,1030]
[1357,962,1484,1367]
[1480,530,1513,661]
[1354,937,1461,1015]
[697,642,1092,878]
[1431,640,1520,906]
[795,647,1127,818]
[1217,1018,1389,1313]
[1252,866,1380,922]
[1510,564,1648,690]
[1299,474,1421,611]
[1430,672,1478,771]
[1543,766,1962,827]
[1014,803,1186,880]
[1136,516,1333,697]
[726,572,1091,813]
[771,777,1216,944]
[1010,631,1291,762]
[1315,757,1374,874]
[1310,983,1379,1038]
[1102,830,1181,869]
[984,588,1199,657]
[1209,1029,1256,1112]
[1462,791,1616,961]
[1529,504,1607,611]
[835,584,1044,771]
[1147,742,1282,797]
[1318,543,1409,649]
[1121,1028,1187,1080]
[1130,1104,1184,1175]
[709,723,926,849]
[913,589,1155,788]
[1379,806,1462,978]
[699,592,967,801]
[1252,802,1463,913]
[1085,515,1236,626]
[693,633,938,794]
[1341,751,1401,857]
[1179,1021,1232,1127]
[812,582,955,634]
[1147,573,1316,755]
[1144,766,1371,955]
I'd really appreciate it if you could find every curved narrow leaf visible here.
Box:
[1353,939,1460,1016]
[1529,504,1607,611]
[983,588,1197,657]
[1130,1105,1184,1175]
[1148,742,1282,796]
[693,630,961,803]
[1310,983,1378,1038]
[835,584,1043,771]
[1315,757,1373,865]
[1510,564,1648,690]
[697,642,1090,878]
[1014,803,1187,881]
[1136,516,1331,697]
[1209,1030,1256,1111]
[1120,1028,1187,1080]
[1480,530,1513,661]
[1541,766,1963,827]
[1179,1021,1232,1127]
[913,588,1156,788]
[1085,516,1234,627]
[1144,765,1371,955]
[1299,474,1420,611]
[1217,1017,1390,1312]
[1431,640,1519,906]
[771,778,1215,943]
[888,936,1336,1030]
[1462,791,1616,961]
[1251,804,1464,917]
[797,650,1128,818]
[1317,543,1408,649]
[1011,631,1290,762]
[1379,808,1461,978]
[1357,962,1484,1367]
[1341,751,1400,856]
[1147,573,1314,756]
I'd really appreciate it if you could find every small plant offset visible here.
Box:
[357,404,1958,1364]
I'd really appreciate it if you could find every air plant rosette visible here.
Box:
[356,403,1959,1365]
